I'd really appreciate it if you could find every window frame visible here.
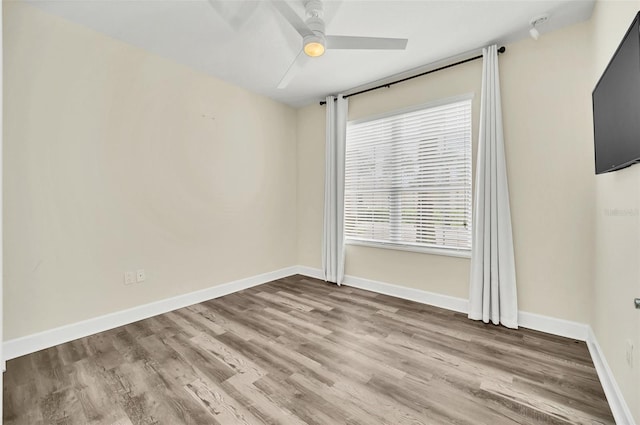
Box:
[344,93,474,258]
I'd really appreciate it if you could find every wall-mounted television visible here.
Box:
[593,11,640,174]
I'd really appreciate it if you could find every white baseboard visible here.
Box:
[342,273,469,314]
[295,266,589,341]
[296,266,468,313]
[3,266,298,361]
[587,327,636,425]
[296,265,325,281]
[517,311,589,341]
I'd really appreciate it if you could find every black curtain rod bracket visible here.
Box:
[319,46,505,106]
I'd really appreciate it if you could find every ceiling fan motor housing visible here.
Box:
[303,0,326,56]
[306,16,325,37]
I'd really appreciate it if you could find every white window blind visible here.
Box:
[344,96,472,255]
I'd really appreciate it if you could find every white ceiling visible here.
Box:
[27,0,595,107]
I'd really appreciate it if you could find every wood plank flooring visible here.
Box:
[3,275,615,424]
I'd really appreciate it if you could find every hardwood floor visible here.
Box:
[3,275,615,425]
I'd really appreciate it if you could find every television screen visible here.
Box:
[593,12,640,174]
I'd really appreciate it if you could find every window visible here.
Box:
[344,95,472,257]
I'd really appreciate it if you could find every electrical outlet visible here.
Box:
[124,271,135,286]
[626,339,634,368]
[136,269,146,283]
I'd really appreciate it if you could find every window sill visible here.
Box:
[345,239,472,259]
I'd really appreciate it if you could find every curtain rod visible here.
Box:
[319,46,506,106]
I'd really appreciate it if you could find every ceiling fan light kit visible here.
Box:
[304,37,326,57]
[303,11,326,57]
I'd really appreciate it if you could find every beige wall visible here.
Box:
[3,2,297,340]
[296,103,326,269]
[500,23,596,322]
[591,1,640,421]
[297,22,595,322]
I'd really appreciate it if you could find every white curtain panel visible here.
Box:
[468,45,518,329]
[322,95,348,285]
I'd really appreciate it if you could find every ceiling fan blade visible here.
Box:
[326,35,408,50]
[270,0,314,38]
[277,50,309,89]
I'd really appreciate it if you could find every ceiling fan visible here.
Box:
[270,0,409,89]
